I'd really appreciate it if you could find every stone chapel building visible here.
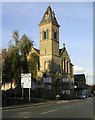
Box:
[28,5,74,85]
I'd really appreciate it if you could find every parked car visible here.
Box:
[56,94,61,100]
[78,95,86,99]
[77,89,87,99]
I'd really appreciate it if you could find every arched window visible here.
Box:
[45,13,48,20]
[43,29,49,40]
[67,61,68,73]
[54,31,57,40]
[61,60,63,72]
[46,29,49,39]
[64,59,65,72]
[53,30,57,40]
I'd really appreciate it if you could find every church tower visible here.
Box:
[39,5,60,77]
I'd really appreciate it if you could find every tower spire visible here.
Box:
[39,5,60,27]
[49,2,50,6]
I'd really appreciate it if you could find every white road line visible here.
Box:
[65,106,70,108]
[24,116,31,118]
[2,107,33,111]
[18,112,29,114]
[3,104,50,111]
[57,101,69,104]
[41,109,58,115]
[70,100,78,102]
[87,98,92,100]
[37,104,50,107]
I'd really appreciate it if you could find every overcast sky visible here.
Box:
[1,2,93,85]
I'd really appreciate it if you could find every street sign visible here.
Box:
[21,73,31,88]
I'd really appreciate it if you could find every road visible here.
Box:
[2,97,94,118]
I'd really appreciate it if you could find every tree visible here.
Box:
[2,46,14,85]
[0,53,2,83]
[7,31,21,85]
[28,52,39,79]
[2,31,36,87]
[19,34,33,73]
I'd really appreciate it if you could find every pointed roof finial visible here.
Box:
[49,2,50,6]
[63,43,65,48]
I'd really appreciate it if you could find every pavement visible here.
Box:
[2,98,77,110]
[1,98,59,110]
[2,97,94,111]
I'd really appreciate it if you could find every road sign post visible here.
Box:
[22,88,24,99]
[21,73,31,102]
[29,88,31,102]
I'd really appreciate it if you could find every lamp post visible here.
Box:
[74,85,77,98]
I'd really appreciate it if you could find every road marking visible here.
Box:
[2,107,33,111]
[65,106,70,108]
[24,116,31,118]
[19,112,29,114]
[70,100,78,102]
[24,117,28,118]
[87,98,92,100]
[57,101,69,104]
[3,104,50,111]
[57,99,80,104]
[36,104,50,107]
[41,109,58,115]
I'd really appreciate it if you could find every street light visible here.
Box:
[74,85,77,98]
[74,86,77,88]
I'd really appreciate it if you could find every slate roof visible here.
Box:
[34,47,64,56]
[59,47,66,55]
[33,47,40,54]
[39,5,60,27]
[34,47,67,56]
[59,45,67,56]
[74,74,86,81]
[59,48,62,54]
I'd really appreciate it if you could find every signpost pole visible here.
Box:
[29,88,30,102]
[22,88,24,99]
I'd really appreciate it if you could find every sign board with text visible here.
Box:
[21,73,31,88]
